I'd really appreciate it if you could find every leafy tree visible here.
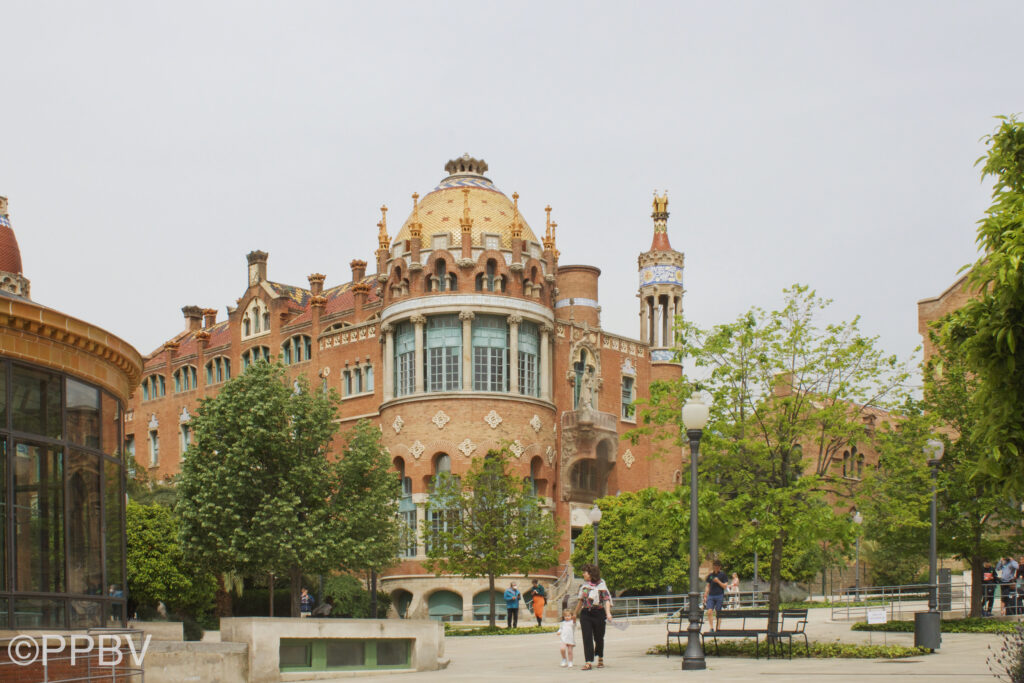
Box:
[323,573,394,618]
[424,448,561,628]
[176,361,342,617]
[634,286,907,633]
[570,488,688,593]
[330,420,402,616]
[126,501,216,617]
[923,332,1023,615]
[945,115,1024,494]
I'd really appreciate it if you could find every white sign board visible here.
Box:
[866,607,887,624]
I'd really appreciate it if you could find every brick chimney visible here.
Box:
[308,273,326,296]
[202,308,217,328]
[247,250,268,285]
[353,282,370,321]
[350,259,367,282]
[182,306,203,332]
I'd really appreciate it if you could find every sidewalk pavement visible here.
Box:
[363,608,1004,682]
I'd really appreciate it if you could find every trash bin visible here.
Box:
[914,611,941,650]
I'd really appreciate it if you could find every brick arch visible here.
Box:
[472,250,510,294]
[387,262,410,300]
[521,257,547,300]
[424,251,460,293]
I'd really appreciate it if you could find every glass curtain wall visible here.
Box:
[0,360,126,629]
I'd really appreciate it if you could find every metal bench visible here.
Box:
[665,608,702,656]
[702,609,802,659]
[777,608,810,658]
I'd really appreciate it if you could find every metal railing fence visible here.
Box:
[611,590,768,619]
[828,582,971,621]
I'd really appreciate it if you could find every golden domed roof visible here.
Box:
[393,155,538,249]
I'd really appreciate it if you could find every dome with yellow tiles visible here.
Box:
[393,155,539,249]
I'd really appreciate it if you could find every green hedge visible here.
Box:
[445,625,558,637]
[851,618,1019,634]
[651,640,930,659]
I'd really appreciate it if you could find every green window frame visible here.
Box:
[279,639,412,672]
[425,315,461,392]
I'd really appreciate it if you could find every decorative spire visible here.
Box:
[543,205,554,251]
[551,221,559,260]
[459,188,473,235]
[409,193,422,240]
[376,204,390,250]
[511,191,523,240]
[0,197,30,298]
[650,190,672,251]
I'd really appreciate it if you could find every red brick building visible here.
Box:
[126,155,685,619]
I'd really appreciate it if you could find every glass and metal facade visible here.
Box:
[0,359,126,629]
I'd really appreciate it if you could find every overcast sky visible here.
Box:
[2,1,1021,366]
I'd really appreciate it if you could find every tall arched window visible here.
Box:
[281,335,312,365]
[205,356,231,384]
[426,315,461,392]
[394,322,415,397]
[173,365,197,393]
[241,346,271,370]
[472,316,508,392]
[518,321,539,397]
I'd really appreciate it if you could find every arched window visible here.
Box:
[394,322,415,396]
[472,315,508,392]
[571,460,597,492]
[205,356,231,384]
[281,335,312,365]
[243,299,269,339]
[173,365,198,393]
[142,375,166,401]
[434,260,448,292]
[241,346,271,370]
[426,315,461,392]
[518,321,539,397]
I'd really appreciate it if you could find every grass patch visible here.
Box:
[445,624,558,636]
[852,618,1019,634]
[651,640,930,659]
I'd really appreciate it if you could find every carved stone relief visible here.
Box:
[409,441,425,460]
[530,415,542,433]
[432,410,451,430]
[484,410,503,429]
[458,438,477,457]
[393,415,404,434]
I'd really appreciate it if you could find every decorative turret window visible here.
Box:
[472,315,508,392]
[281,335,312,365]
[518,321,539,397]
[475,259,505,293]
[242,298,269,339]
[426,315,461,392]
[142,375,166,401]
[205,356,231,384]
[430,260,457,292]
[173,366,198,393]
[394,323,415,397]
[241,346,271,370]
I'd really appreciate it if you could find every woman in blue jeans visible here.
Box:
[573,563,614,670]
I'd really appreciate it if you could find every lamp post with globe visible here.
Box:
[681,392,709,671]
[589,504,602,567]
[915,438,945,650]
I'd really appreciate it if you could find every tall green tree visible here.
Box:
[176,361,342,616]
[923,332,1023,615]
[635,285,907,632]
[126,501,216,617]
[331,420,402,616]
[945,115,1024,494]
[570,488,689,593]
[424,448,560,628]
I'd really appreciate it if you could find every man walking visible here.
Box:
[704,560,729,632]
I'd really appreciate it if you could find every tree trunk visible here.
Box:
[370,571,378,619]
[768,534,785,636]
[215,573,233,617]
[488,573,496,629]
[970,554,983,618]
[268,573,275,618]
[290,566,302,618]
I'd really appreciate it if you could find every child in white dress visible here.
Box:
[558,610,576,667]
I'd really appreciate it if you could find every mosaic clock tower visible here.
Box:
[638,192,684,376]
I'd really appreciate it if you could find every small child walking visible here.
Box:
[558,610,576,667]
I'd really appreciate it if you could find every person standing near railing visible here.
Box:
[997,556,1018,616]
[982,560,997,617]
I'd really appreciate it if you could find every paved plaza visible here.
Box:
[364,610,1003,682]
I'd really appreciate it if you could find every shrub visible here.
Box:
[651,639,929,658]
[852,618,1019,634]
[323,574,393,618]
[989,623,1024,682]
[445,625,558,637]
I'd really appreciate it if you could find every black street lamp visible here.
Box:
[589,504,603,566]
[916,438,945,650]
[681,392,710,671]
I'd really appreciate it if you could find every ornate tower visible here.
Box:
[0,197,31,298]
[638,192,683,365]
